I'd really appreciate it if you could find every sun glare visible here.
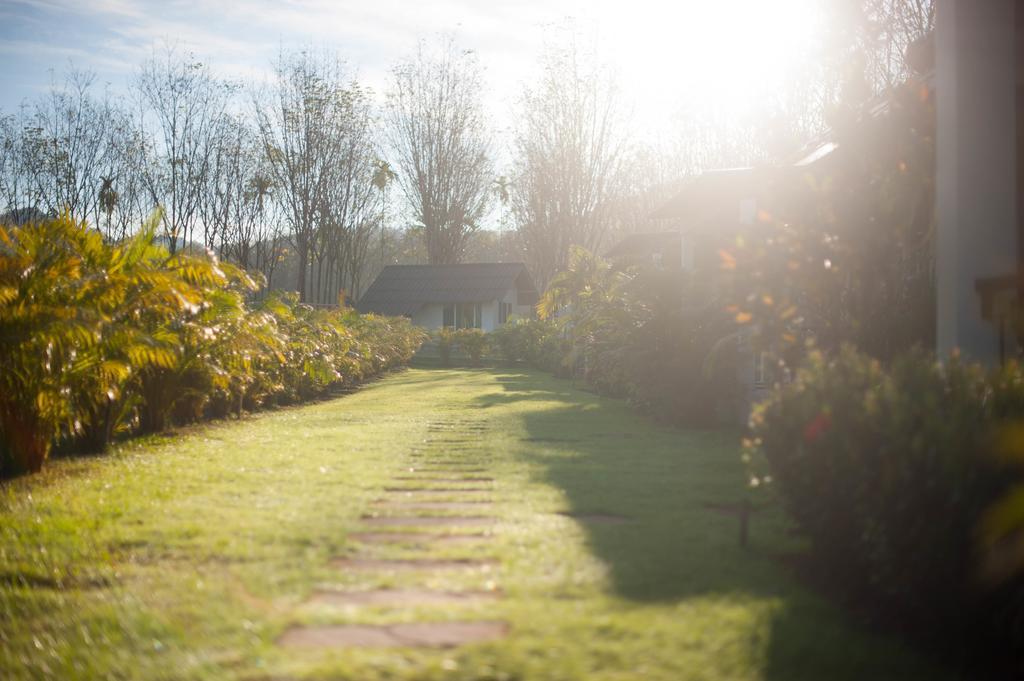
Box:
[581,0,822,128]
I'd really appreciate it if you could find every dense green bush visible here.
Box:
[750,347,1024,662]
[454,328,488,366]
[529,247,739,424]
[0,216,426,476]
[489,317,569,375]
[434,327,457,367]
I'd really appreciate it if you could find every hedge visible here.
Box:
[0,215,426,476]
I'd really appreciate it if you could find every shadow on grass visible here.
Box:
[471,367,944,681]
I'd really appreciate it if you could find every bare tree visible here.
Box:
[95,98,148,241]
[0,72,143,236]
[201,113,250,254]
[134,45,231,253]
[26,70,115,221]
[309,82,379,303]
[0,108,36,219]
[253,49,360,302]
[821,0,935,98]
[245,170,285,287]
[385,38,493,265]
[511,40,628,288]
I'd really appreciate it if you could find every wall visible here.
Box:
[481,300,500,332]
[409,287,533,333]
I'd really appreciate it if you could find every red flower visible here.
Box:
[803,412,832,444]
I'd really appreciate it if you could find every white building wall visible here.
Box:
[481,300,500,332]
[504,287,534,320]
[408,289,521,332]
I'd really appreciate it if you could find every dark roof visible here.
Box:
[356,262,537,317]
[605,231,681,258]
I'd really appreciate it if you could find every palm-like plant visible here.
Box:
[68,218,184,451]
[537,245,614,320]
[0,213,428,476]
[0,215,182,471]
[0,216,101,472]
[135,251,260,432]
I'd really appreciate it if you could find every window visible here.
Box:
[443,303,482,329]
[753,351,770,385]
[499,301,512,325]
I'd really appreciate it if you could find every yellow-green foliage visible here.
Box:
[0,215,426,475]
[453,328,488,365]
[434,327,457,366]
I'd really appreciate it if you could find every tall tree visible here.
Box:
[385,38,493,265]
[316,82,378,302]
[511,40,628,289]
[29,70,118,222]
[253,49,359,302]
[821,0,934,95]
[371,158,397,266]
[134,45,231,253]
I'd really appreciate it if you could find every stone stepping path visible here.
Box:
[405,467,489,473]
[391,476,494,482]
[309,588,501,607]
[360,515,495,527]
[331,557,498,571]
[372,501,492,511]
[278,621,508,649]
[383,486,491,493]
[347,532,492,546]
[279,418,508,652]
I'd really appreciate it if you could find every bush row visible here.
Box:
[431,320,572,374]
[432,327,491,367]
[0,216,426,476]
[750,347,1024,668]
[488,250,739,425]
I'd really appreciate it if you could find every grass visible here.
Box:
[0,367,947,680]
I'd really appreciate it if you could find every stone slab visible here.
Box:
[383,487,491,493]
[331,557,498,570]
[372,497,491,507]
[308,588,500,607]
[346,531,492,546]
[360,515,494,527]
[278,621,508,648]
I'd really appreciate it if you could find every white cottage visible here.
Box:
[356,263,538,332]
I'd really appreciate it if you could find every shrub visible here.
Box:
[0,216,426,476]
[454,328,488,366]
[489,318,568,374]
[750,347,1024,662]
[0,215,183,470]
[435,327,456,367]
[533,249,739,423]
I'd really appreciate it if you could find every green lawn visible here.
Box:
[0,367,945,680]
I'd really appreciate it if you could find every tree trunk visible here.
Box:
[296,236,309,303]
[0,404,51,475]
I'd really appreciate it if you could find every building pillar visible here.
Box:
[936,0,1018,362]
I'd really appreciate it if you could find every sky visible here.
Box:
[0,0,824,145]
